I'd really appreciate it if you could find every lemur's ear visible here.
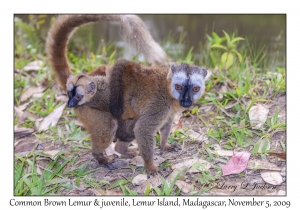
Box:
[87,82,96,94]
[200,68,207,78]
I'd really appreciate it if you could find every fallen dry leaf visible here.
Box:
[167,164,191,185]
[105,142,117,156]
[217,85,228,99]
[175,180,199,194]
[130,155,165,167]
[132,174,148,186]
[186,130,206,142]
[247,159,281,171]
[43,150,61,159]
[55,94,68,102]
[249,104,269,129]
[23,60,44,71]
[91,188,104,196]
[171,158,211,173]
[39,103,66,131]
[277,190,286,195]
[214,149,234,157]
[18,110,39,125]
[105,189,124,195]
[20,85,47,102]
[14,140,37,153]
[170,120,182,133]
[268,152,286,160]
[173,112,183,124]
[204,69,212,81]
[260,170,283,185]
[15,102,31,119]
[14,127,34,140]
[222,152,251,176]
[135,174,162,194]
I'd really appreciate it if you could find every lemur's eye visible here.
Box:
[175,84,182,91]
[193,86,200,92]
[75,94,83,100]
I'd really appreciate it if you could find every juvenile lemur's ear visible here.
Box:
[87,82,96,94]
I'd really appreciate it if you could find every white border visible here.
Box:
[3,0,299,209]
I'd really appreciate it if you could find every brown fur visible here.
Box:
[108,60,187,174]
[46,15,168,167]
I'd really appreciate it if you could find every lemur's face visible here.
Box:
[169,64,207,108]
[66,75,96,107]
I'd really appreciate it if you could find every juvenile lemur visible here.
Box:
[46,15,169,169]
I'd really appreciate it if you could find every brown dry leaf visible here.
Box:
[36,166,43,176]
[43,150,61,159]
[249,104,269,129]
[14,127,34,140]
[214,149,234,157]
[132,174,148,186]
[260,170,283,185]
[187,130,206,142]
[225,101,238,110]
[268,152,286,160]
[204,69,212,81]
[55,94,68,102]
[171,158,211,173]
[91,188,104,196]
[20,85,47,102]
[173,112,183,124]
[130,155,165,167]
[39,103,66,131]
[175,180,199,194]
[247,159,281,171]
[105,189,123,195]
[218,85,228,99]
[23,60,44,71]
[18,110,39,125]
[170,120,182,133]
[135,174,162,194]
[14,140,37,153]
[17,102,30,111]
[166,164,191,185]
[15,107,24,119]
[15,102,31,118]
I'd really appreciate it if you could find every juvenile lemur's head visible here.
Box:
[168,63,207,108]
[66,75,97,107]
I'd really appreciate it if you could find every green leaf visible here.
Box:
[144,183,152,196]
[221,52,234,69]
[261,140,270,153]
[223,31,231,45]
[232,49,243,63]
[252,139,261,155]
[109,180,129,189]
[210,44,227,50]
[231,37,245,44]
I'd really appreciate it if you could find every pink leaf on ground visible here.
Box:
[222,152,251,176]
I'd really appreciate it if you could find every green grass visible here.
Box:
[14,15,286,195]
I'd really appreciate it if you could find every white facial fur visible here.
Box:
[190,73,205,100]
[170,71,188,99]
